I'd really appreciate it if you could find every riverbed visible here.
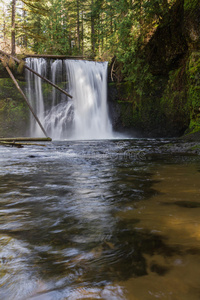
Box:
[0,139,200,300]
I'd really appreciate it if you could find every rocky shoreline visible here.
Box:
[149,132,200,157]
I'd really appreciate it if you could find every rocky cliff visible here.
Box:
[108,0,200,137]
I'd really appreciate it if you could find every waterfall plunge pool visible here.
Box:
[0,138,200,299]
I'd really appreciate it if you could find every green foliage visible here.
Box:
[0,78,25,99]
[1,0,200,138]
[184,0,199,12]
[160,66,190,135]
[186,52,200,133]
[0,75,29,137]
[0,97,29,137]
[0,0,177,58]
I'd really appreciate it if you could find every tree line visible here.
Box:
[0,0,175,62]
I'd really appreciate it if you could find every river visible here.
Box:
[0,138,200,300]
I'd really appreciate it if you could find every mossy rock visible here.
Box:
[0,78,26,100]
[186,52,200,133]
[184,0,200,48]
[116,82,135,103]
[0,98,29,137]
[0,78,28,137]
[159,64,190,136]
[118,102,135,128]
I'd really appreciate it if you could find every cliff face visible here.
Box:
[109,0,200,137]
[145,0,188,76]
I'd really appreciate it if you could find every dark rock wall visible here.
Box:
[108,0,200,137]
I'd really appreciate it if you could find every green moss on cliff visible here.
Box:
[0,98,29,137]
[186,52,200,133]
[184,0,199,12]
[120,102,135,127]
[160,65,190,135]
[112,0,200,137]
[0,78,29,137]
[0,78,26,100]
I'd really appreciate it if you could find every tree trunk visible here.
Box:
[0,57,49,138]
[77,0,80,52]
[81,10,84,56]
[3,4,6,42]
[11,0,16,55]
[22,5,27,48]
[91,0,95,57]
[0,50,73,99]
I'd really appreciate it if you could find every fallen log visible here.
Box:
[0,49,73,99]
[0,137,52,148]
[0,137,52,142]
[0,141,24,148]
[25,54,86,59]
[0,141,47,147]
[0,56,49,139]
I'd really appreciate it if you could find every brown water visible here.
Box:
[0,139,200,299]
[118,163,200,300]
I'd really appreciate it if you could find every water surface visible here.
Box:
[0,139,200,299]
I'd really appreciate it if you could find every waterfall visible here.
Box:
[26,58,47,137]
[25,58,113,140]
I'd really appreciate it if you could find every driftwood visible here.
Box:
[0,137,52,148]
[0,141,47,147]
[0,137,52,142]
[0,56,49,138]
[0,49,73,99]
[0,141,24,148]
[111,58,116,82]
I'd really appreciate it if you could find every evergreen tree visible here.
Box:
[0,0,176,60]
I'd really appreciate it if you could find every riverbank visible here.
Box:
[143,131,200,157]
[159,140,200,156]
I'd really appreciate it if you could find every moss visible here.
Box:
[116,82,134,103]
[112,0,200,137]
[186,52,200,133]
[184,0,199,12]
[119,102,135,128]
[190,144,200,151]
[112,50,199,137]
[0,98,29,137]
[128,67,188,136]
[0,77,29,137]
[159,64,190,135]
[0,78,26,100]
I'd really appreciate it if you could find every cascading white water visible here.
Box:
[26,58,47,137]
[65,60,113,140]
[26,58,113,140]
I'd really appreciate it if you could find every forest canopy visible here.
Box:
[0,0,175,60]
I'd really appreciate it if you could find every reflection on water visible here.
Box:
[0,139,200,299]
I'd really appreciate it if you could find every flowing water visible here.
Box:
[0,139,200,300]
[26,58,46,138]
[25,59,112,140]
[3,60,200,298]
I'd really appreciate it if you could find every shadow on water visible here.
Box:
[162,200,200,208]
[0,172,181,284]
